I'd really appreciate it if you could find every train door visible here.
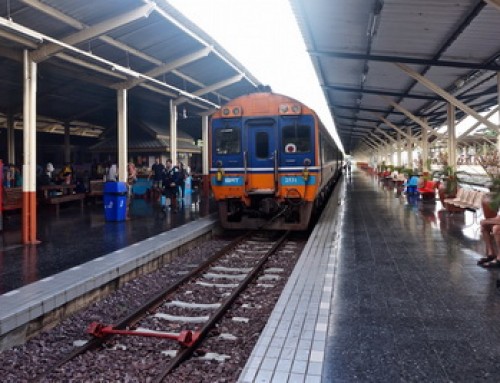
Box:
[245,119,277,192]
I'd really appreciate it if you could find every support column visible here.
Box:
[7,113,15,164]
[117,89,127,182]
[407,127,413,170]
[497,72,500,153]
[201,113,210,199]
[421,118,429,172]
[447,103,457,170]
[397,133,402,167]
[169,100,178,163]
[64,121,71,163]
[22,50,38,244]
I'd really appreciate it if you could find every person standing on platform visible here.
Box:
[178,162,188,199]
[126,162,137,220]
[478,215,500,268]
[162,159,180,213]
[150,157,164,189]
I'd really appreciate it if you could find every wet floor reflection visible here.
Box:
[0,196,215,294]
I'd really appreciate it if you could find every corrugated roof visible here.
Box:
[290,0,500,154]
[0,0,262,140]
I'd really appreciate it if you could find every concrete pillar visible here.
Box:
[497,72,500,153]
[447,103,456,170]
[117,89,128,182]
[22,50,38,244]
[64,121,71,163]
[201,113,209,198]
[421,118,429,172]
[407,127,413,170]
[169,100,178,163]
[7,113,15,164]
[397,133,402,167]
[202,114,209,175]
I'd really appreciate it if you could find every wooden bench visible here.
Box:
[88,180,104,197]
[39,184,85,215]
[45,193,85,215]
[2,187,23,211]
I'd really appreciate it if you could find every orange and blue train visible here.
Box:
[209,91,343,230]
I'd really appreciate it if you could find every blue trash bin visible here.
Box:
[103,181,128,221]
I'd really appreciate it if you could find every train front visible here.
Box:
[210,93,319,230]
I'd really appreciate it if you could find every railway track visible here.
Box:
[33,229,292,382]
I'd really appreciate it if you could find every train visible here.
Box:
[209,91,343,230]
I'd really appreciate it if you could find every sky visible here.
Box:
[167,0,344,152]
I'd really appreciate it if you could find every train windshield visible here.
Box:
[215,127,241,155]
[282,124,311,153]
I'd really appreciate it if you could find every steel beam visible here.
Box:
[375,128,397,143]
[484,0,500,11]
[378,95,445,139]
[309,50,500,71]
[324,84,440,100]
[174,74,244,106]
[115,47,212,90]
[371,113,410,140]
[395,63,498,131]
[31,3,156,62]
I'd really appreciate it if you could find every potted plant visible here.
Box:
[478,151,500,218]
[433,165,458,202]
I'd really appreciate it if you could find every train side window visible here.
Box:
[282,125,311,153]
[255,132,269,159]
[215,127,241,155]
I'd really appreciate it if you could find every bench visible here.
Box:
[444,188,485,214]
[2,187,23,211]
[45,193,85,215]
[418,180,437,199]
[39,184,85,215]
[88,180,104,197]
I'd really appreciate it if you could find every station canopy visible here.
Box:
[0,0,261,140]
[290,0,500,154]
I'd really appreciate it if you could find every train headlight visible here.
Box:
[304,158,311,166]
[302,168,309,182]
[216,169,225,182]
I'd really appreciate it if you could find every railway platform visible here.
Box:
[2,170,500,381]
[0,195,217,349]
[240,168,500,382]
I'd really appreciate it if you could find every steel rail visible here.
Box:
[153,230,290,382]
[31,231,254,382]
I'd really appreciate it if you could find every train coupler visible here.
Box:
[87,322,200,347]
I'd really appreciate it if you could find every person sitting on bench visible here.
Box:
[478,215,500,268]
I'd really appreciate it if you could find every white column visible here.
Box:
[117,89,128,182]
[497,72,500,153]
[397,133,402,167]
[421,118,429,172]
[22,50,38,244]
[7,114,15,164]
[202,114,209,175]
[447,103,457,170]
[169,100,178,163]
[407,127,413,170]
[64,121,71,163]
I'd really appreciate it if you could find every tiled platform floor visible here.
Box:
[240,169,500,382]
